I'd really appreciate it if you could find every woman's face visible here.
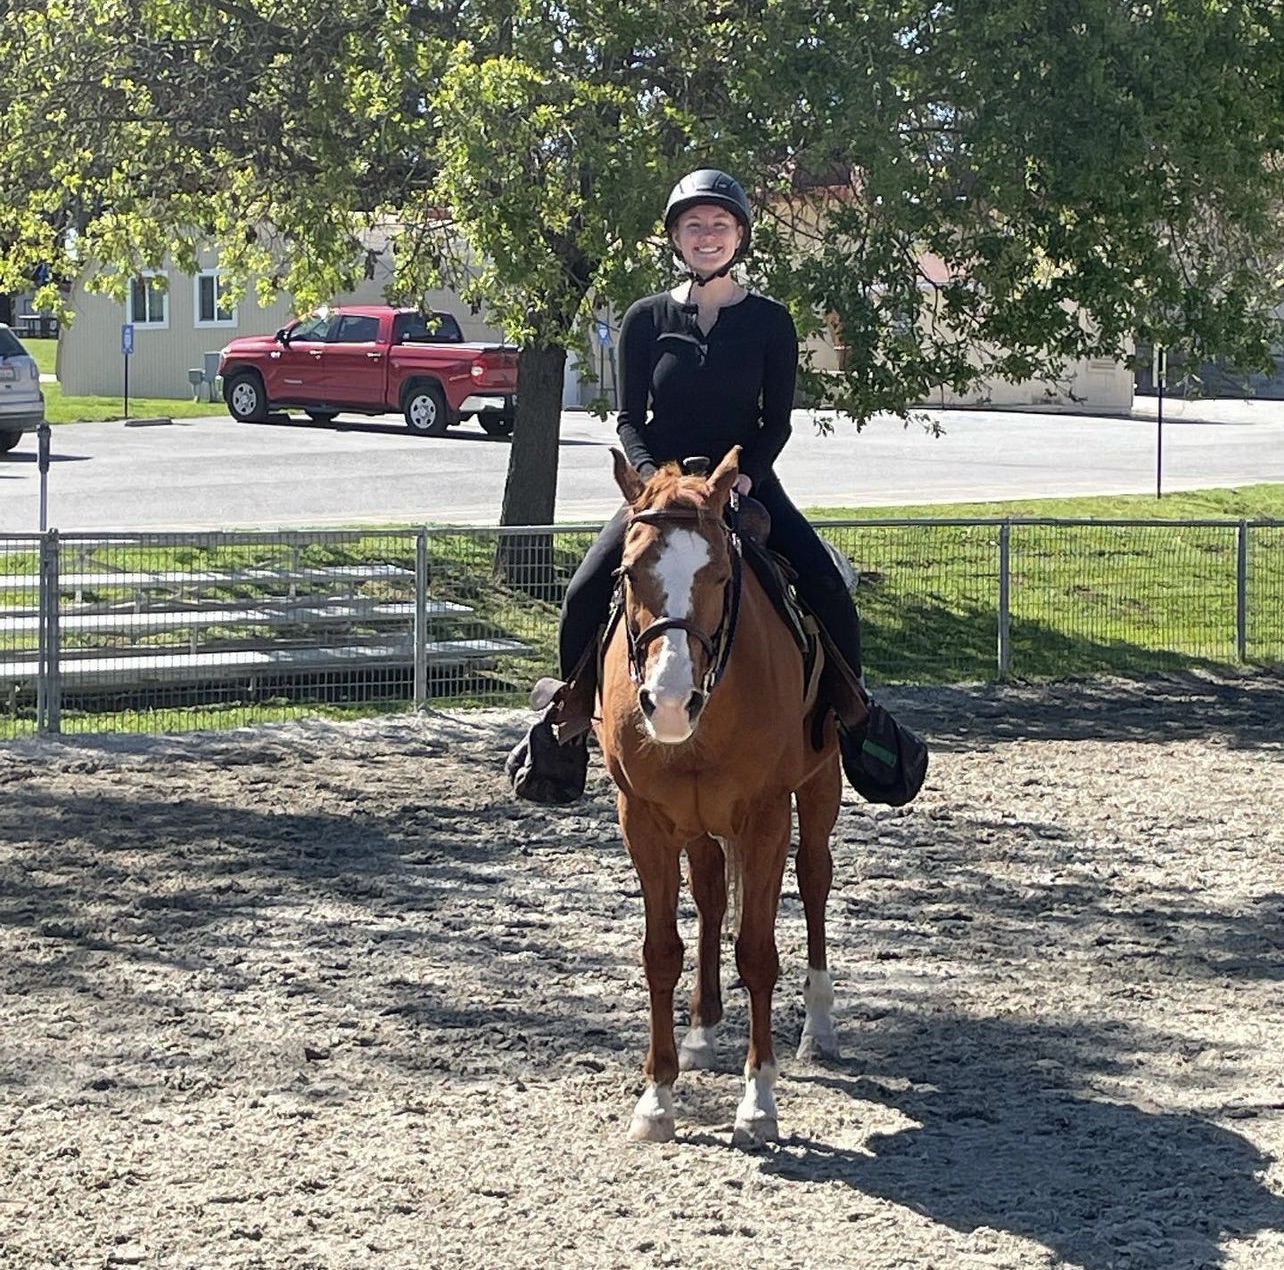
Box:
[672,204,744,274]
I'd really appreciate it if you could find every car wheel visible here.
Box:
[0,432,20,454]
[306,410,338,425]
[478,413,514,437]
[226,371,269,423]
[404,383,449,436]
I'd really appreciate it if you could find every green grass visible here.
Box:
[800,487,1284,684]
[24,336,58,376]
[42,382,220,424]
[804,485,1284,522]
[23,338,221,423]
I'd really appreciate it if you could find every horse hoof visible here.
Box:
[629,1112,676,1143]
[629,1085,676,1142]
[679,1027,717,1071]
[797,1031,841,1062]
[732,1116,778,1149]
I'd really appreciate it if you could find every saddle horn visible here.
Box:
[680,455,711,476]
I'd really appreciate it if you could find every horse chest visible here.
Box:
[613,745,789,839]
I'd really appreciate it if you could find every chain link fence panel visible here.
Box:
[1,519,1279,737]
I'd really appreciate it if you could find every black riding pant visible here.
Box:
[558,478,862,679]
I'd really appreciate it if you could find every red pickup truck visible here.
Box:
[217,306,518,436]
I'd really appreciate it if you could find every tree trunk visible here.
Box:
[496,342,568,594]
[500,341,566,527]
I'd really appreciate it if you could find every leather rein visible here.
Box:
[610,498,745,697]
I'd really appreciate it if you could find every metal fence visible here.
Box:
[0,518,1279,737]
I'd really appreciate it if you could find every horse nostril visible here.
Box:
[638,688,656,718]
[687,691,706,722]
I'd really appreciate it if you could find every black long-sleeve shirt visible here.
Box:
[614,290,798,489]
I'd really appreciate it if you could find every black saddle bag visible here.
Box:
[841,702,929,807]
[505,712,589,805]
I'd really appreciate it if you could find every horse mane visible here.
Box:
[635,464,722,524]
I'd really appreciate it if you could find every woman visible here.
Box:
[508,167,866,803]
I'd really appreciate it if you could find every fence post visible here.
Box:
[414,527,429,708]
[36,528,61,734]
[997,520,1011,679]
[1236,519,1248,663]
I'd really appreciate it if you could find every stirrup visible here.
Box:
[528,674,593,743]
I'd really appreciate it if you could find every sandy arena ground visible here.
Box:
[2,671,1283,1270]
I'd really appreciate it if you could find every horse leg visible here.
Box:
[795,752,843,1061]
[621,801,685,1142]
[732,802,792,1147]
[679,834,727,1071]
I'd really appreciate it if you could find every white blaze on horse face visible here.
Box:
[642,528,710,744]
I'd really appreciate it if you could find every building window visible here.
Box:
[129,274,168,328]
[195,272,236,327]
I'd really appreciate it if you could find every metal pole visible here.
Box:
[414,527,429,708]
[36,532,47,732]
[37,528,61,733]
[37,420,50,532]
[1236,519,1248,663]
[997,520,1011,678]
[1155,346,1166,500]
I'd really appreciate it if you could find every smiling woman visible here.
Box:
[508,167,872,806]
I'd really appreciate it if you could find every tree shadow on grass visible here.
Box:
[864,594,1240,686]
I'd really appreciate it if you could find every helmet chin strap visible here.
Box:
[686,261,735,287]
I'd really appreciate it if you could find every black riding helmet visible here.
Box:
[663,169,752,281]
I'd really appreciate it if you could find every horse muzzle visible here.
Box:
[638,686,707,743]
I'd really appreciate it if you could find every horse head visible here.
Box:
[610,446,742,744]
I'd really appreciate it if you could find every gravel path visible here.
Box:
[2,671,1283,1270]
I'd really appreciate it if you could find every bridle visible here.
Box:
[611,499,744,698]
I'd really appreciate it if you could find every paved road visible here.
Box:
[1,397,1282,533]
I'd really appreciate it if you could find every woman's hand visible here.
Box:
[733,474,753,496]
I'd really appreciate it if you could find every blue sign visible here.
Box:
[596,320,611,346]
[121,323,135,356]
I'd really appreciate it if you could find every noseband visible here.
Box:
[612,501,744,697]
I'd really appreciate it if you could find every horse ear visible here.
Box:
[708,447,742,502]
[611,448,648,503]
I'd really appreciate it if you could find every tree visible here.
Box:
[743,0,1284,418]
[2,0,1282,533]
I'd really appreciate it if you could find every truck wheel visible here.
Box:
[226,371,269,423]
[0,432,21,453]
[404,383,450,436]
[478,414,514,437]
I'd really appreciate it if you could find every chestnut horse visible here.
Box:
[596,446,843,1146]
